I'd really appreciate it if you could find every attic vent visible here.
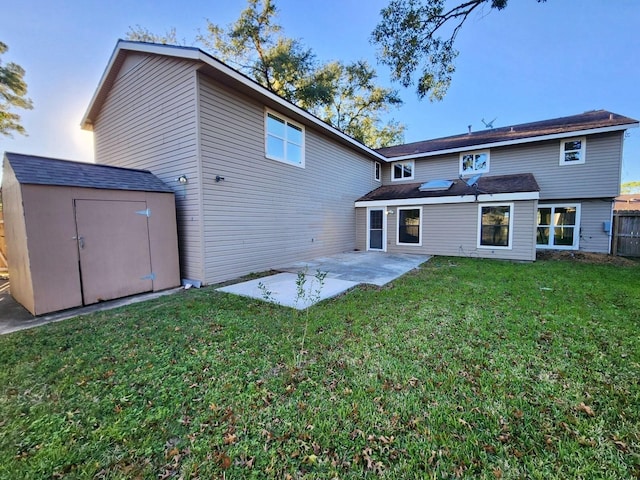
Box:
[419,179,454,192]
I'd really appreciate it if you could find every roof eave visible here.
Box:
[384,122,640,162]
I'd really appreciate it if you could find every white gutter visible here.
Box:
[355,191,539,207]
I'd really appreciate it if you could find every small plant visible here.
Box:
[293,269,327,368]
[257,281,276,304]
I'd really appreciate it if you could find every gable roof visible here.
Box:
[4,152,173,193]
[81,40,386,162]
[377,110,639,160]
[356,173,539,204]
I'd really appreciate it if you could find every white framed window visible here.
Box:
[375,161,381,182]
[397,207,422,246]
[265,109,305,167]
[477,203,513,249]
[559,137,586,165]
[460,150,490,175]
[537,204,581,250]
[391,160,414,181]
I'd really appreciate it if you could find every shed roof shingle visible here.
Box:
[377,110,638,158]
[4,153,173,193]
[357,173,539,202]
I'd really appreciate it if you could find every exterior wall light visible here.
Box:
[177,175,188,184]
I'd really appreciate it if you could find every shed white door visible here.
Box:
[74,199,153,305]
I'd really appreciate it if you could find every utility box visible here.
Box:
[2,153,180,316]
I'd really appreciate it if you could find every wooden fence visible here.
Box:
[612,211,640,257]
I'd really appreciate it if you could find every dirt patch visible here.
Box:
[536,250,639,266]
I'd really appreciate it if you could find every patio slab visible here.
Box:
[217,251,430,309]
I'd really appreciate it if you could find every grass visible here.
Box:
[0,256,639,479]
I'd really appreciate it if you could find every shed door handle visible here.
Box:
[73,236,85,249]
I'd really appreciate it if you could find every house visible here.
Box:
[2,153,180,315]
[81,40,638,285]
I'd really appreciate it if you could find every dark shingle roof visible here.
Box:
[357,173,539,202]
[4,153,173,193]
[377,110,639,158]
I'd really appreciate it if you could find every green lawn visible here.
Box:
[1,257,639,479]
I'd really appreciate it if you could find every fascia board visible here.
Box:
[355,191,539,207]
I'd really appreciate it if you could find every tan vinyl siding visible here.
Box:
[198,75,378,284]
[92,54,203,281]
[380,201,536,261]
[355,207,367,251]
[389,132,623,201]
[577,200,613,253]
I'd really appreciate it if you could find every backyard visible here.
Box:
[0,256,638,479]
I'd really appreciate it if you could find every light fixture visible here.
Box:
[215,175,225,182]
[386,209,394,215]
[177,175,188,184]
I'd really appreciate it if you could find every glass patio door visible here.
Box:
[368,208,385,251]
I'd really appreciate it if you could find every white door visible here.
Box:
[367,208,386,251]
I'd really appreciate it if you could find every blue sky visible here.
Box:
[2,0,639,182]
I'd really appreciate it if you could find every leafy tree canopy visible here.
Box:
[371,0,544,101]
[621,181,640,194]
[0,41,33,137]
[126,0,404,148]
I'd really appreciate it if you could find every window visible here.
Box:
[391,160,414,181]
[460,150,490,175]
[560,137,585,165]
[397,207,422,245]
[478,203,513,249]
[375,161,381,182]
[537,204,580,249]
[265,110,304,167]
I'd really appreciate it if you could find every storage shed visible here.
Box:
[2,152,180,316]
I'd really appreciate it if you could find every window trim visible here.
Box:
[391,160,415,181]
[374,161,381,182]
[477,203,514,250]
[536,203,581,250]
[396,206,422,246]
[264,109,305,168]
[460,150,490,176]
[559,136,586,166]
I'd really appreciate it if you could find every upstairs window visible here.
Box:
[460,150,490,175]
[560,137,586,165]
[392,160,414,181]
[265,110,304,167]
[375,161,381,182]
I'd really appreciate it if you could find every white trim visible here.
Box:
[477,203,514,250]
[459,150,490,175]
[82,41,387,161]
[264,108,305,168]
[559,136,586,165]
[367,207,386,251]
[391,159,415,181]
[374,161,381,182]
[396,206,423,246]
[355,191,539,208]
[384,124,638,162]
[536,203,581,250]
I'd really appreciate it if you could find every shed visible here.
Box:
[2,152,180,316]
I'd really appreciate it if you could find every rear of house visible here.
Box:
[82,41,383,286]
[354,111,638,261]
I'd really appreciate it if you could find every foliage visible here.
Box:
[126,0,404,148]
[0,41,33,137]
[1,257,639,478]
[371,0,544,100]
[621,180,640,194]
[125,25,182,45]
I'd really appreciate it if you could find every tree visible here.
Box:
[371,0,544,101]
[126,25,181,45]
[0,41,33,137]
[127,0,404,147]
[621,181,640,194]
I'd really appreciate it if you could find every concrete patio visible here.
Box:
[217,251,430,309]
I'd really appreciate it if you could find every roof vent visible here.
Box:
[510,127,515,132]
[609,113,613,120]
[467,125,472,134]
